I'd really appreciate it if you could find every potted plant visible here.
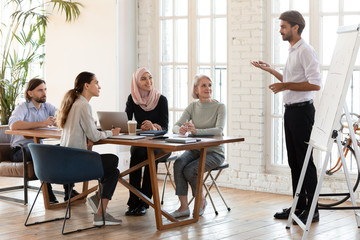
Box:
[0,0,83,125]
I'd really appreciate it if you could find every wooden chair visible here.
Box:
[0,125,38,205]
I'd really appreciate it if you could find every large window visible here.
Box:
[268,0,360,170]
[158,0,227,130]
[0,0,45,100]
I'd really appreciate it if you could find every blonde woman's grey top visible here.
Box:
[173,100,226,156]
[60,95,112,150]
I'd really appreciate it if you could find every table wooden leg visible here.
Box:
[117,147,208,230]
[45,185,96,209]
[118,150,179,224]
[120,160,149,178]
[119,152,168,178]
[82,181,89,195]
[42,181,51,209]
[156,149,207,230]
[42,182,96,210]
[118,177,177,223]
[147,147,163,230]
[193,148,207,220]
[118,177,154,208]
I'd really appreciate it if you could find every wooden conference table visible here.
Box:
[6,128,244,230]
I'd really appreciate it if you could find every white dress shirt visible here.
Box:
[283,38,322,105]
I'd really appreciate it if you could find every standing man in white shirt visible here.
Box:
[251,10,322,225]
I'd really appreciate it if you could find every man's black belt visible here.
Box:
[284,100,313,109]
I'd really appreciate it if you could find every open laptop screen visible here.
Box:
[97,111,129,133]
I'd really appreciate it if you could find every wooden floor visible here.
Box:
[0,177,359,240]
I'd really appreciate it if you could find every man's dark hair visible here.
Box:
[279,10,305,36]
[25,78,46,101]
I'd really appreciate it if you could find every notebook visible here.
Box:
[97,111,129,133]
[109,135,146,140]
[165,137,197,143]
[139,130,167,136]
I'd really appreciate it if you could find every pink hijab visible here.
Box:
[131,67,161,111]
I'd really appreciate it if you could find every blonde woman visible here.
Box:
[170,74,226,218]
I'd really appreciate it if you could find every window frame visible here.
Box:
[155,0,228,132]
[0,0,45,98]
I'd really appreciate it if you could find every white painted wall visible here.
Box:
[46,0,118,110]
[118,0,138,111]
[45,0,136,171]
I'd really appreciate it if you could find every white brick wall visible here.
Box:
[137,0,156,72]
[227,0,267,192]
[137,0,359,203]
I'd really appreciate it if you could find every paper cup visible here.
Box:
[128,120,137,135]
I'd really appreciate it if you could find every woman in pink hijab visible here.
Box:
[125,67,169,216]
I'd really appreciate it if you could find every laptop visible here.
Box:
[97,111,129,133]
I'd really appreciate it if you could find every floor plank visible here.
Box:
[0,177,359,239]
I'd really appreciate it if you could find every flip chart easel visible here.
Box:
[285,24,360,240]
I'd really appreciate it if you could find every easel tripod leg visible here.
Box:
[301,138,334,240]
[343,104,360,226]
[286,145,313,229]
[335,134,360,226]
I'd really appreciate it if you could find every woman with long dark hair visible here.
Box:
[57,71,122,226]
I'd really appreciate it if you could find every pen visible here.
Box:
[184,119,191,136]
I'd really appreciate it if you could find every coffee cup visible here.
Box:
[127,120,137,135]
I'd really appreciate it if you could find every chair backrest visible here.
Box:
[0,125,11,144]
[28,143,104,184]
[0,126,12,162]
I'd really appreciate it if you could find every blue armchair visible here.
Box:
[25,143,105,235]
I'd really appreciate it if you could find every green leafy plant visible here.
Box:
[0,0,83,125]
